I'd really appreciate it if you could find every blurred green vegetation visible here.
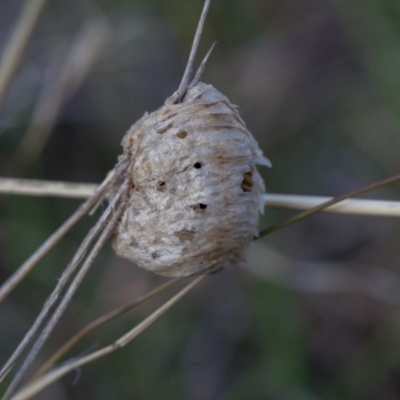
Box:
[1,0,400,399]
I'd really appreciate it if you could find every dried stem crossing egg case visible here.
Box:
[111,82,271,277]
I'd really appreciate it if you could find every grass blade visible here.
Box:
[259,172,400,238]
[32,277,182,378]
[10,275,206,400]
[2,181,128,399]
[0,169,117,305]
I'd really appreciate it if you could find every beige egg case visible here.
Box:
[111,82,271,277]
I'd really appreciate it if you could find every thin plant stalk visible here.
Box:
[32,277,182,379]
[0,171,126,385]
[10,275,207,400]
[189,42,216,88]
[263,194,400,217]
[0,0,48,107]
[2,178,400,217]
[2,181,128,399]
[170,0,211,103]
[0,168,118,305]
[0,178,98,198]
[259,172,400,238]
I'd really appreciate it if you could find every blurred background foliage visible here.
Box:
[1,0,400,399]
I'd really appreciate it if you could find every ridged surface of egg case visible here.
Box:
[111,82,271,277]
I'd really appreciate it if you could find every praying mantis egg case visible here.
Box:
[111,82,271,277]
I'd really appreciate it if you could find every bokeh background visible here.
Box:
[1,0,400,399]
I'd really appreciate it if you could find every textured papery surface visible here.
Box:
[112,82,270,277]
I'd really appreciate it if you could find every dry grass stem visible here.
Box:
[264,194,400,217]
[2,178,400,217]
[0,168,118,305]
[10,275,207,400]
[259,172,400,238]
[33,277,182,379]
[170,0,211,103]
[0,178,98,198]
[14,18,110,167]
[189,41,216,88]
[0,0,48,107]
[2,180,129,399]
